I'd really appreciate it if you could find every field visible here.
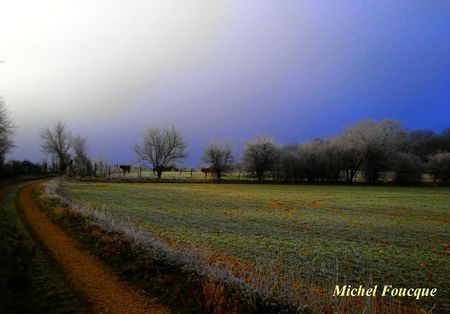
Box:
[60,181,450,311]
[87,167,437,183]
[94,168,256,181]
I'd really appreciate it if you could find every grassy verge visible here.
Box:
[0,184,89,313]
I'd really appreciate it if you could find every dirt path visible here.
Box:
[16,182,169,314]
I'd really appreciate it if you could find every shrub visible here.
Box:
[428,152,450,183]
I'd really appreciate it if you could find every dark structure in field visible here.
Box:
[201,167,214,178]
[119,165,131,176]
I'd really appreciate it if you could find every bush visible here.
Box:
[428,152,450,183]
[393,152,423,184]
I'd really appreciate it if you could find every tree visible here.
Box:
[392,152,423,184]
[72,135,93,177]
[279,145,303,182]
[428,152,450,183]
[4,160,43,176]
[92,157,109,177]
[298,139,326,183]
[438,128,450,153]
[40,121,72,172]
[321,138,346,182]
[0,99,14,168]
[135,126,187,179]
[442,128,450,139]
[242,137,279,181]
[406,129,440,161]
[201,139,233,180]
[338,119,405,183]
[334,135,364,183]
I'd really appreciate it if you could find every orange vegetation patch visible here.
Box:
[303,201,322,207]
[375,212,401,219]
[417,217,450,225]
[209,253,255,276]
[162,236,178,248]
[268,200,295,212]
[17,182,168,314]
[269,200,281,206]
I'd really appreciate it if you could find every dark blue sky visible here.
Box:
[2,1,449,166]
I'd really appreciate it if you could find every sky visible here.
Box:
[0,0,449,167]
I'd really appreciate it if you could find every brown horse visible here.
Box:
[119,165,131,176]
[201,167,214,178]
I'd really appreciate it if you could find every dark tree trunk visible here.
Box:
[257,171,263,181]
[58,154,66,172]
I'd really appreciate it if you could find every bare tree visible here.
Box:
[40,121,72,172]
[72,135,92,176]
[92,157,109,177]
[338,119,405,183]
[242,137,279,181]
[279,139,345,183]
[135,126,187,179]
[428,152,450,183]
[333,135,363,183]
[201,139,233,180]
[279,144,303,182]
[0,99,14,168]
[321,138,346,182]
[392,152,423,183]
[298,139,326,183]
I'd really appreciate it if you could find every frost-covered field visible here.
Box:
[59,181,450,311]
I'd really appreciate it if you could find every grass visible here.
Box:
[0,184,89,313]
[59,181,450,312]
[83,168,438,183]
[94,168,255,181]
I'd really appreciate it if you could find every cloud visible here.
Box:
[0,0,233,125]
[1,1,448,165]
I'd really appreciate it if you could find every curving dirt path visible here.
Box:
[16,182,169,314]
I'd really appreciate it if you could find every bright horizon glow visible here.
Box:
[0,1,449,166]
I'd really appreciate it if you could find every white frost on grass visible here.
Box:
[42,179,381,312]
[42,179,278,305]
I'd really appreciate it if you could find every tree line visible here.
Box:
[1,100,449,183]
[36,119,450,184]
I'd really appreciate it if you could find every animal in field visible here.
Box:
[201,167,215,178]
[119,164,131,176]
